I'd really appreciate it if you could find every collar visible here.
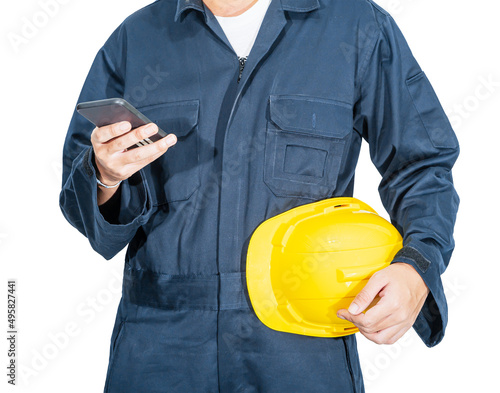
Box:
[174,0,320,22]
[175,0,205,22]
[280,0,320,12]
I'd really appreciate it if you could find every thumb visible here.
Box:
[348,272,387,315]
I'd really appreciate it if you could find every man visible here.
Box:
[60,0,459,391]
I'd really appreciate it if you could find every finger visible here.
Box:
[337,302,391,332]
[136,137,176,165]
[337,309,359,325]
[348,271,389,315]
[355,275,427,333]
[120,133,177,166]
[363,299,420,335]
[130,140,174,170]
[361,322,410,345]
[108,123,159,153]
[91,121,132,144]
[354,293,400,332]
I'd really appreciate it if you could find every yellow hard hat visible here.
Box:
[246,197,402,338]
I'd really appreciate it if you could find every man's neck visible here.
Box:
[203,0,259,17]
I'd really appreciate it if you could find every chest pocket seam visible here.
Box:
[264,95,353,200]
[138,99,200,205]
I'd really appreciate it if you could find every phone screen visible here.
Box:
[76,98,167,149]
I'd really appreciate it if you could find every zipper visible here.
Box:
[214,55,246,393]
[237,56,247,83]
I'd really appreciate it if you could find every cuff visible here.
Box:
[391,245,447,347]
[70,147,153,259]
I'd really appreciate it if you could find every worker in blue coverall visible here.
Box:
[60,0,459,391]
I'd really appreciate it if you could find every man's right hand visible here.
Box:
[90,121,177,205]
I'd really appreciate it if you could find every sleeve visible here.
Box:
[353,12,460,347]
[59,25,154,260]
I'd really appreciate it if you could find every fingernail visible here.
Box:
[337,314,346,320]
[120,122,130,131]
[348,303,359,314]
[165,135,177,146]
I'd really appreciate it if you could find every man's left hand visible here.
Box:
[337,263,429,345]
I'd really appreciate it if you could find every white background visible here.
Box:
[1,0,498,391]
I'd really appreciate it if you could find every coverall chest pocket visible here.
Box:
[139,100,200,205]
[264,95,352,200]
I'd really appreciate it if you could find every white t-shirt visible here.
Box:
[215,0,272,59]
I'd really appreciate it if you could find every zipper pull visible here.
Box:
[238,56,247,83]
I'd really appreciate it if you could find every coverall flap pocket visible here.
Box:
[269,95,351,138]
[406,72,459,149]
[139,100,199,138]
[265,95,352,200]
[139,100,200,204]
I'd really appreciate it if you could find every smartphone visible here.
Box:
[76,98,167,149]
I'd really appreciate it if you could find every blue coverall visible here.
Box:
[60,0,460,392]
